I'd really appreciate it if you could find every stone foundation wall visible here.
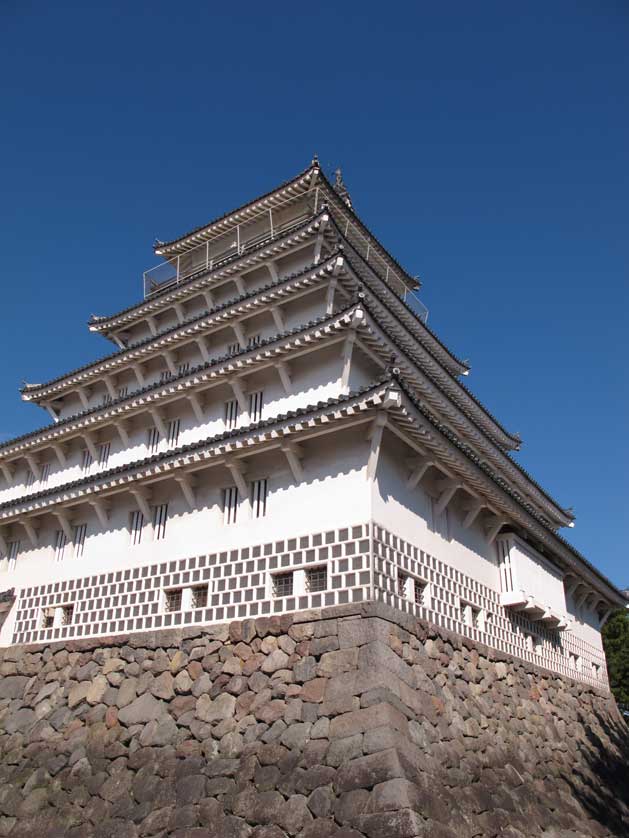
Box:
[0,602,627,838]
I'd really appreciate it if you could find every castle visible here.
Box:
[0,159,625,685]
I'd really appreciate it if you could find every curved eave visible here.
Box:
[154,164,318,257]
[20,252,343,402]
[4,376,624,606]
[88,211,327,335]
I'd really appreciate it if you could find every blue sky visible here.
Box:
[0,2,627,588]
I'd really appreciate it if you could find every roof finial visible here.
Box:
[333,167,353,210]
[311,153,319,166]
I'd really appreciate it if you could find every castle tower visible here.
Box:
[0,160,625,687]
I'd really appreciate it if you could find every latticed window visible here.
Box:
[413,579,427,606]
[191,586,208,609]
[397,572,408,598]
[177,362,190,376]
[41,463,51,485]
[61,605,74,626]
[152,504,168,541]
[167,418,180,447]
[147,426,160,453]
[130,510,144,545]
[249,390,264,422]
[117,386,128,400]
[98,442,111,468]
[250,479,268,518]
[41,608,54,629]
[227,342,239,355]
[273,571,293,598]
[165,588,182,613]
[54,529,67,562]
[25,469,35,488]
[306,566,327,593]
[73,524,87,558]
[223,487,238,525]
[159,370,173,384]
[247,334,261,348]
[225,400,239,430]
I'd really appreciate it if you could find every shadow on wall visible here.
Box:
[568,702,629,835]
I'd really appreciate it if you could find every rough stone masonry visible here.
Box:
[0,602,627,838]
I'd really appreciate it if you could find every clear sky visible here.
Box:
[0,2,627,589]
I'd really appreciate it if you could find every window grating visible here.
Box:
[7,540,20,570]
[223,487,238,525]
[54,529,67,562]
[73,524,87,558]
[25,469,35,488]
[61,605,74,626]
[159,370,173,384]
[98,442,111,468]
[41,609,54,629]
[306,566,327,593]
[147,427,160,453]
[177,362,190,376]
[81,449,93,473]
[41,463,51,486]
[152,504,168,541]
[248,390,264,422]
[167,418,180,447]
[397,572,408,598]
[250,479,267,518]
[117,386,128,399]
[225,400,239,430]
[191,586,208,609]
[247,334,261,348]
[227,342,239,355]
[273,571,293,598]
[130,511,144,545]
[165,588,182,613]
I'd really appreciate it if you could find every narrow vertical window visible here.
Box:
[227,342,239,355]
[98,442,111,469]
[103,393,113,407]
[147,427,160,454]
[117,385,129,400]
[250,478,268,518]
[167,418,181,447]
[413,579,427,607]
[223,487,239,525]
[61,604,74,626]
[41,463,51,486]
[248,390,264,422]
[25,469,35,488]
[397,572,409,599]
[73,524,87,558]
[177,362,190,376]
[41,608,55,629]
[247,334,261,348]
[130,510,144,545]
[54,529,67,562]
[81,449,93,473]
[152,503,168,541]
[159,369,173,384]
[7,540,20,570]
[225,400,239,430]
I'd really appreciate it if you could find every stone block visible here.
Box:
[329,703,408,740]
[335,748,411,793]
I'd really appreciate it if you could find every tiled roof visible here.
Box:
[3,374,624,602]
[89,211,325,330]
[22,251,342,397]
[154,162,317,254]
[4,307,355,451]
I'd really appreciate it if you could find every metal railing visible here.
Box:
[143,191,315,298]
